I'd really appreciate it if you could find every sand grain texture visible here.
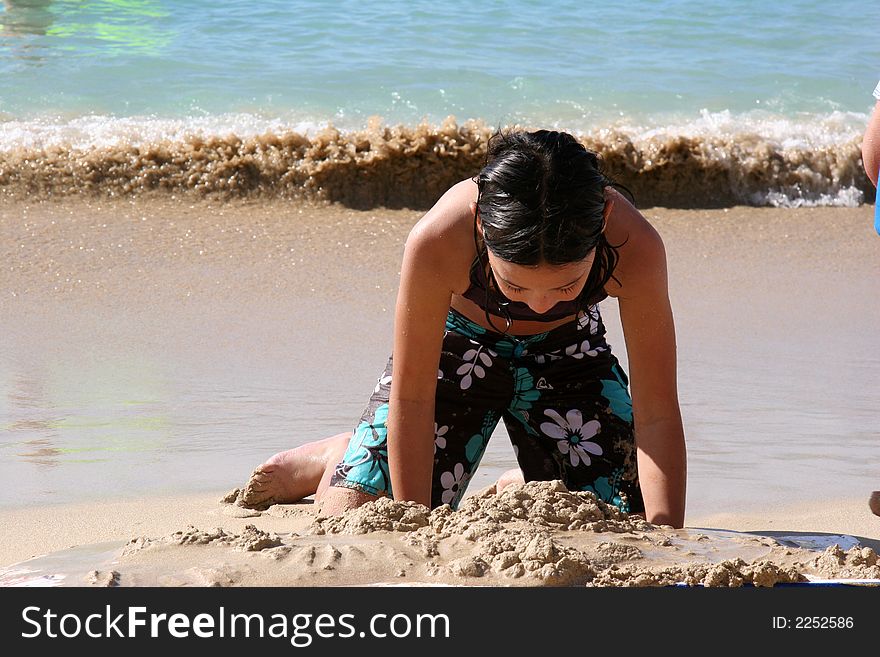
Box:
[65,482,879,587]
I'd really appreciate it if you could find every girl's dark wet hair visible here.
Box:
[472,129,632,332]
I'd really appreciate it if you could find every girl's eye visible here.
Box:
[506,284,576,294]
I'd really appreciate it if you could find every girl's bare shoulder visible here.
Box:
[604,187,661,244]
[604,187,667,298]
[405,178,479,294]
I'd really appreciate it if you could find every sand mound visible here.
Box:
[309,497,431,534]
[590,558,805,587]
[810,545,880,580]
[308,480,648,538]
[86,481,880,587]
[124,524,283,555]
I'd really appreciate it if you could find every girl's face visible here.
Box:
[485,250,595,315]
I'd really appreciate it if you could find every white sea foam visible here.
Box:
[752,187,865,208]
[0,113,327,151]
[608,108,866,149]
[0,109,867,153]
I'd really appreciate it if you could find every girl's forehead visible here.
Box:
[488,250,595,271]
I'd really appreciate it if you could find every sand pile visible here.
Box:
[304,482,653,585]
[96,481,880,587]
[123,524,284,554]
[309,480,645,535]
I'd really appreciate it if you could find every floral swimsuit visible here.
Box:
[329,302,644,513]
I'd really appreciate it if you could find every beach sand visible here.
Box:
[0,482,877,587]
[0,198,878,585]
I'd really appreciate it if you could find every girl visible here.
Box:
[240,129,687,527]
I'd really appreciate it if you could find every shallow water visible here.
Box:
[0,200,878,521]
[0,541,123,587]
[1,1,875,207]
[1,1,875,123]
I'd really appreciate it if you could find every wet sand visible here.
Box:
[1,484,877,572]
[0,482,877,587]
[1,197,878,584]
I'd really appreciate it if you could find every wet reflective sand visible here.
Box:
[0,198,877,523]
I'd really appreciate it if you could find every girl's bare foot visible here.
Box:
[870,491,880,517]
[237,432,351,509]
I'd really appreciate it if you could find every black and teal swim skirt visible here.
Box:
[329,306,644,513]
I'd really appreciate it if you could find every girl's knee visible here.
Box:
[317,485,379,516]
[495,468,525,493]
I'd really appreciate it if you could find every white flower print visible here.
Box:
[440,462,469,505]
[533,350,563,365]
[535,340,604,363]
[564,338,605,359]
[540,409,603,467]
[577,306,600,335]
[455,342,496,390]
[374,373,392,394]
[434,422,449,453]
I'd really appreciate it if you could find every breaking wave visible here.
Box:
[0,111,871,208]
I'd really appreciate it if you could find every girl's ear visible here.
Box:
[471,202,481,232]
[602,191,615,232]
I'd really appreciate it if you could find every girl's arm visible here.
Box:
[862,97,880,187]
[614,211,687,528]
[385,214,455,507]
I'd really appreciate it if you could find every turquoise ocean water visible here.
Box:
[1,0,879,205]
[2,0,876,125]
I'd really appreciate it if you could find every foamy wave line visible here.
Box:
[756,187,865,208]
[1,108,865,152]
[0,113,333,151]
[614,108,866,151]
[0,114,871,208]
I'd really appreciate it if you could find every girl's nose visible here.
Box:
[526,294,557,314]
